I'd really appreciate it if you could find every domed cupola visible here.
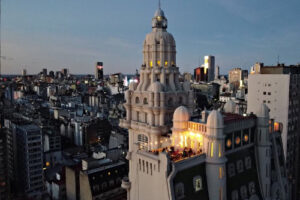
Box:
[152,2,168,29]
[143,2,176,68]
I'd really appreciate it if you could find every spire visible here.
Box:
[158,0,161,9]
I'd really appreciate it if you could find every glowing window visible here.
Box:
[226,139,231,148]
[210,142,214,157]
[235,137,241,145]
[219,144,222,157]
[150,61,153,67]
[244,134,249,142]
[219,167,223,179]
[108,172,111,176]
[165,61,168,66]
[157,60,161,66]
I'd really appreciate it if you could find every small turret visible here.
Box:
[255,103,271,199]
[223,99,236,113]
[205,110,227,200]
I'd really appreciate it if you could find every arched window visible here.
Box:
[143,98,148,104]
[135,97,140,104]
[138,134,148,150]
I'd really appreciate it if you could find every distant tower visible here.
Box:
[204,55,215,82]
[215,65,220,80]
[255,104,271,199]
[205,110,227,200]
[95,62,104,80]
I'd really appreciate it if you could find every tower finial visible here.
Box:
[159,0,161,9]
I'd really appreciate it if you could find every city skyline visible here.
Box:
[2,0,300,75]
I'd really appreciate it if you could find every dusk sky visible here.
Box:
[2,0,300,75]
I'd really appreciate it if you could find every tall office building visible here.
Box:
[15,124,44,199]
[228,68,248,91]
[204,55,215,82]
[194,66,207,82]
[95,62,104,80]
[215,65,220,80]
[247,63,300,199]
[120,6,289,200]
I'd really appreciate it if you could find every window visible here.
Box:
[263,92,266,95]
[135,97,140,104]
[235,137,241,145]
[226,139,232,148]
[138,134,148,150]
[150,61,153,67]
[157,60,161,66]
[228,163,236,177]
[219,167,223,179]
[219,144,222,157]
[139,159,141,170]
[193,176,202,192]
[210,142,214,157]
[175,183,184,199]
[143,98,148,104]
[240,185,247,199]
[245,156,252,170]
[165,61,168,66]
[268,92,271,95]
[236,160,244,173]
[137,111,140,121]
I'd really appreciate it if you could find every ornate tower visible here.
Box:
[120,5,193,200]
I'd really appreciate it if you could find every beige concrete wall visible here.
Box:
[79,172,93,200]
[66,167,77,200]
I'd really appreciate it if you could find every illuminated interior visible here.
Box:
[149,131,204,162]
[150,61,153,67]
[165,61,168,66]
[157,60,161,66]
